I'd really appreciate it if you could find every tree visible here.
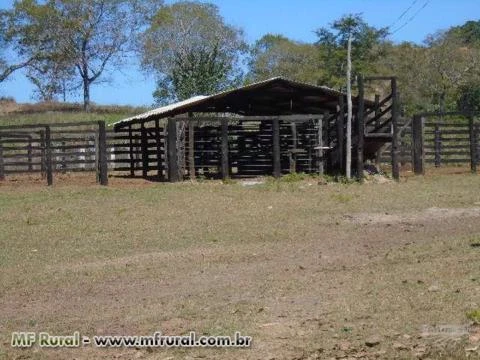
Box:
[247,34,324,84]
[140,1,246,104]
[3,0,161,110]
[315,14,388,89]
[316,14,388,178]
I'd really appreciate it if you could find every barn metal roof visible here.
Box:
[114,77,372,128]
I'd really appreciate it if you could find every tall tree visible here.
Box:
[3,0,161,110]
[140,1,246,104]
[247,34,324,84]
[315,14,388,89]
[316,14,387,178]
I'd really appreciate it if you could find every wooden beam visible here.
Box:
[318,118,324,175]
[272,118,281,178]
[39,130,45,179]
[141,123,148,178]
[167,118,179,182]
[128,125,135,176]
[98,121,108,186]
[412,115,424,175]
[155,119,164,180]
[221,118,229,179]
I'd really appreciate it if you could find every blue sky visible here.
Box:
[1,0,479,106]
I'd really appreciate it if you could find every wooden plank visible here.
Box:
[98,121,108,186]
[167,118,179,182]
[45,126,53,186]
[412,115,424,175]
[0,121,98,130]
[221,118,229,179]
[391,77,400,180]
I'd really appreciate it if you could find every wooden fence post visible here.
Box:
[0,137,4,181]
[356,75,365,182]
[434,123,441,167]
[128,125,135,176]
[98,121,108,186]
[469,115,477,174]
[391,77,400,181]
[40,130,45,178]
[45,126,53,186]
[290,122,297,173]
[155,119,164,180]
[272,118,281,178]
[221,118,229,180]
[167,118,179,182]
[188,119,195,180]
[318,118,324,175]
[140,123,148,178]
[336,95,345,174]
[412,115,425,175]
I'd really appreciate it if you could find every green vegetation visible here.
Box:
[466,309,480,324]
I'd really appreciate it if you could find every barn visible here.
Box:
[113,77,399,181]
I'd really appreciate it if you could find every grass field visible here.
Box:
[1,170,480,359]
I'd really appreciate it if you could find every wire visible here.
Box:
[390,0,430,35]
[389,0,419,29]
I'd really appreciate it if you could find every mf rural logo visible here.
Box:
[11,332,87,348]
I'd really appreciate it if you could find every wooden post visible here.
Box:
[141,123,148,178]
[128,125,135,177]
[167,118,179,182]
[45,126,53,186]
[336,95,345,174]
[155,119,164,180]
[374,94,381,167]
[40,130,45,179]
[412,115,425,175]
[98,121,108,186]
[27,136,33,172]
[188,118,195,180]
[221,118,229,180]
[391,77,400,181]
[434,123,441,167]
[290,122,297,173]
[0,137,4,181]
[356,75,365,182]
[272,118,281,178]
[469,115,477,174]
[318,118,324,175]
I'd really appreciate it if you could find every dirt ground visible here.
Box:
[1,167,480,359]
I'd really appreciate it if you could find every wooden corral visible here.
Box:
[114,77,401,182]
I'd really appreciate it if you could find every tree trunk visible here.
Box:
[83,76,90,112]
[346,33,353,179]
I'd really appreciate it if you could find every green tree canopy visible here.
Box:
[247,34,324,84]
[140,1,247,104]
